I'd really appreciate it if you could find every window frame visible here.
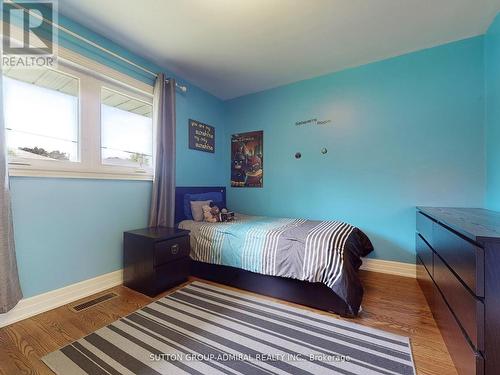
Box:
[99,84,155,175]
[5,63,82,169]
[5,55,155,181]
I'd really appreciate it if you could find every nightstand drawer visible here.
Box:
[155,257,190,294]
[154,236,190,266]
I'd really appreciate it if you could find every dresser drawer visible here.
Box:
[155,237,190,267]
[417,255,434,308]
[432,282,484,375]
[417,212,434,246]
[416,233,433,277]
[434,253,484,351]
[433,222,484,297]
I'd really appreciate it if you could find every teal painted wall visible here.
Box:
[9,13,227,297]
[6,9,494,297]
[225,37,486,263]
[486,13,500,210]
[11,178,150,296]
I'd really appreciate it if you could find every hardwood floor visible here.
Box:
[0,271,457,375]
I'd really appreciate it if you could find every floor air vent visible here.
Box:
[70,292,118,312]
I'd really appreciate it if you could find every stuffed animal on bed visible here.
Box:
[221,208,235,222]
[202,203,221,222]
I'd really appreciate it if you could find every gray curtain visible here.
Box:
[0,72,23,313]
[149,74,176,227]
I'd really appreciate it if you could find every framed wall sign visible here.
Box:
[189,119,215,153]
[231,131,263,188]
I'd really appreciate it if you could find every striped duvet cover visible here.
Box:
[179,215,373,315]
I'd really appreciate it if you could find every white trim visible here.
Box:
[0,259,415,328]
[3,23,155,181]
[0,270,124,328]
[360,258,416,278]
[5,61,155,180]
[8,168,153,181]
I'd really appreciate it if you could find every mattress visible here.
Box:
[179,214,373,315]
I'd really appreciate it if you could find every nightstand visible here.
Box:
[123,227,190,297]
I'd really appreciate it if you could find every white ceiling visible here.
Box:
[59,0,500,100]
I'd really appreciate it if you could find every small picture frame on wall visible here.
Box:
[189,119,215,153]
[231,131,263,188]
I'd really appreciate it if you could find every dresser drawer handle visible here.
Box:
[171,244,179,255]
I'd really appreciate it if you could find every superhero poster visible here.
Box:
[231,131,263,188]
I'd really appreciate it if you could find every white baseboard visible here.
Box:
[360,258,416,278]
[0,259,415,328]
[0,269,123,328]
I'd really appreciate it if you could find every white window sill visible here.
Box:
[8,167,153,181]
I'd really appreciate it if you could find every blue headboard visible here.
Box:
[175,186,226,224]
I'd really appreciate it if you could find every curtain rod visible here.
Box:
[9,2,188,93]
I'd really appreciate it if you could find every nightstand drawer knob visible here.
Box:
[171,244,179,255]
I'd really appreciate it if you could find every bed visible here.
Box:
[175,186,373,317]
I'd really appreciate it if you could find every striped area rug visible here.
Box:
[42,281,416,375]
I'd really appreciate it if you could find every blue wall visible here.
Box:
[9,14,227,297]
[11,178,150,297]
[7,10,495,297]
[486,14,500,210]
[225,37,486,263]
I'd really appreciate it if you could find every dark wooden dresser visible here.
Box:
[416,207,500,375]
[124,227,190,297]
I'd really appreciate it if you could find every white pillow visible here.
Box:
[190,200,212,222]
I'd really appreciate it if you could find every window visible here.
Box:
[101,88,153,170]
[3,60,154,179]
[4,67,79,162]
